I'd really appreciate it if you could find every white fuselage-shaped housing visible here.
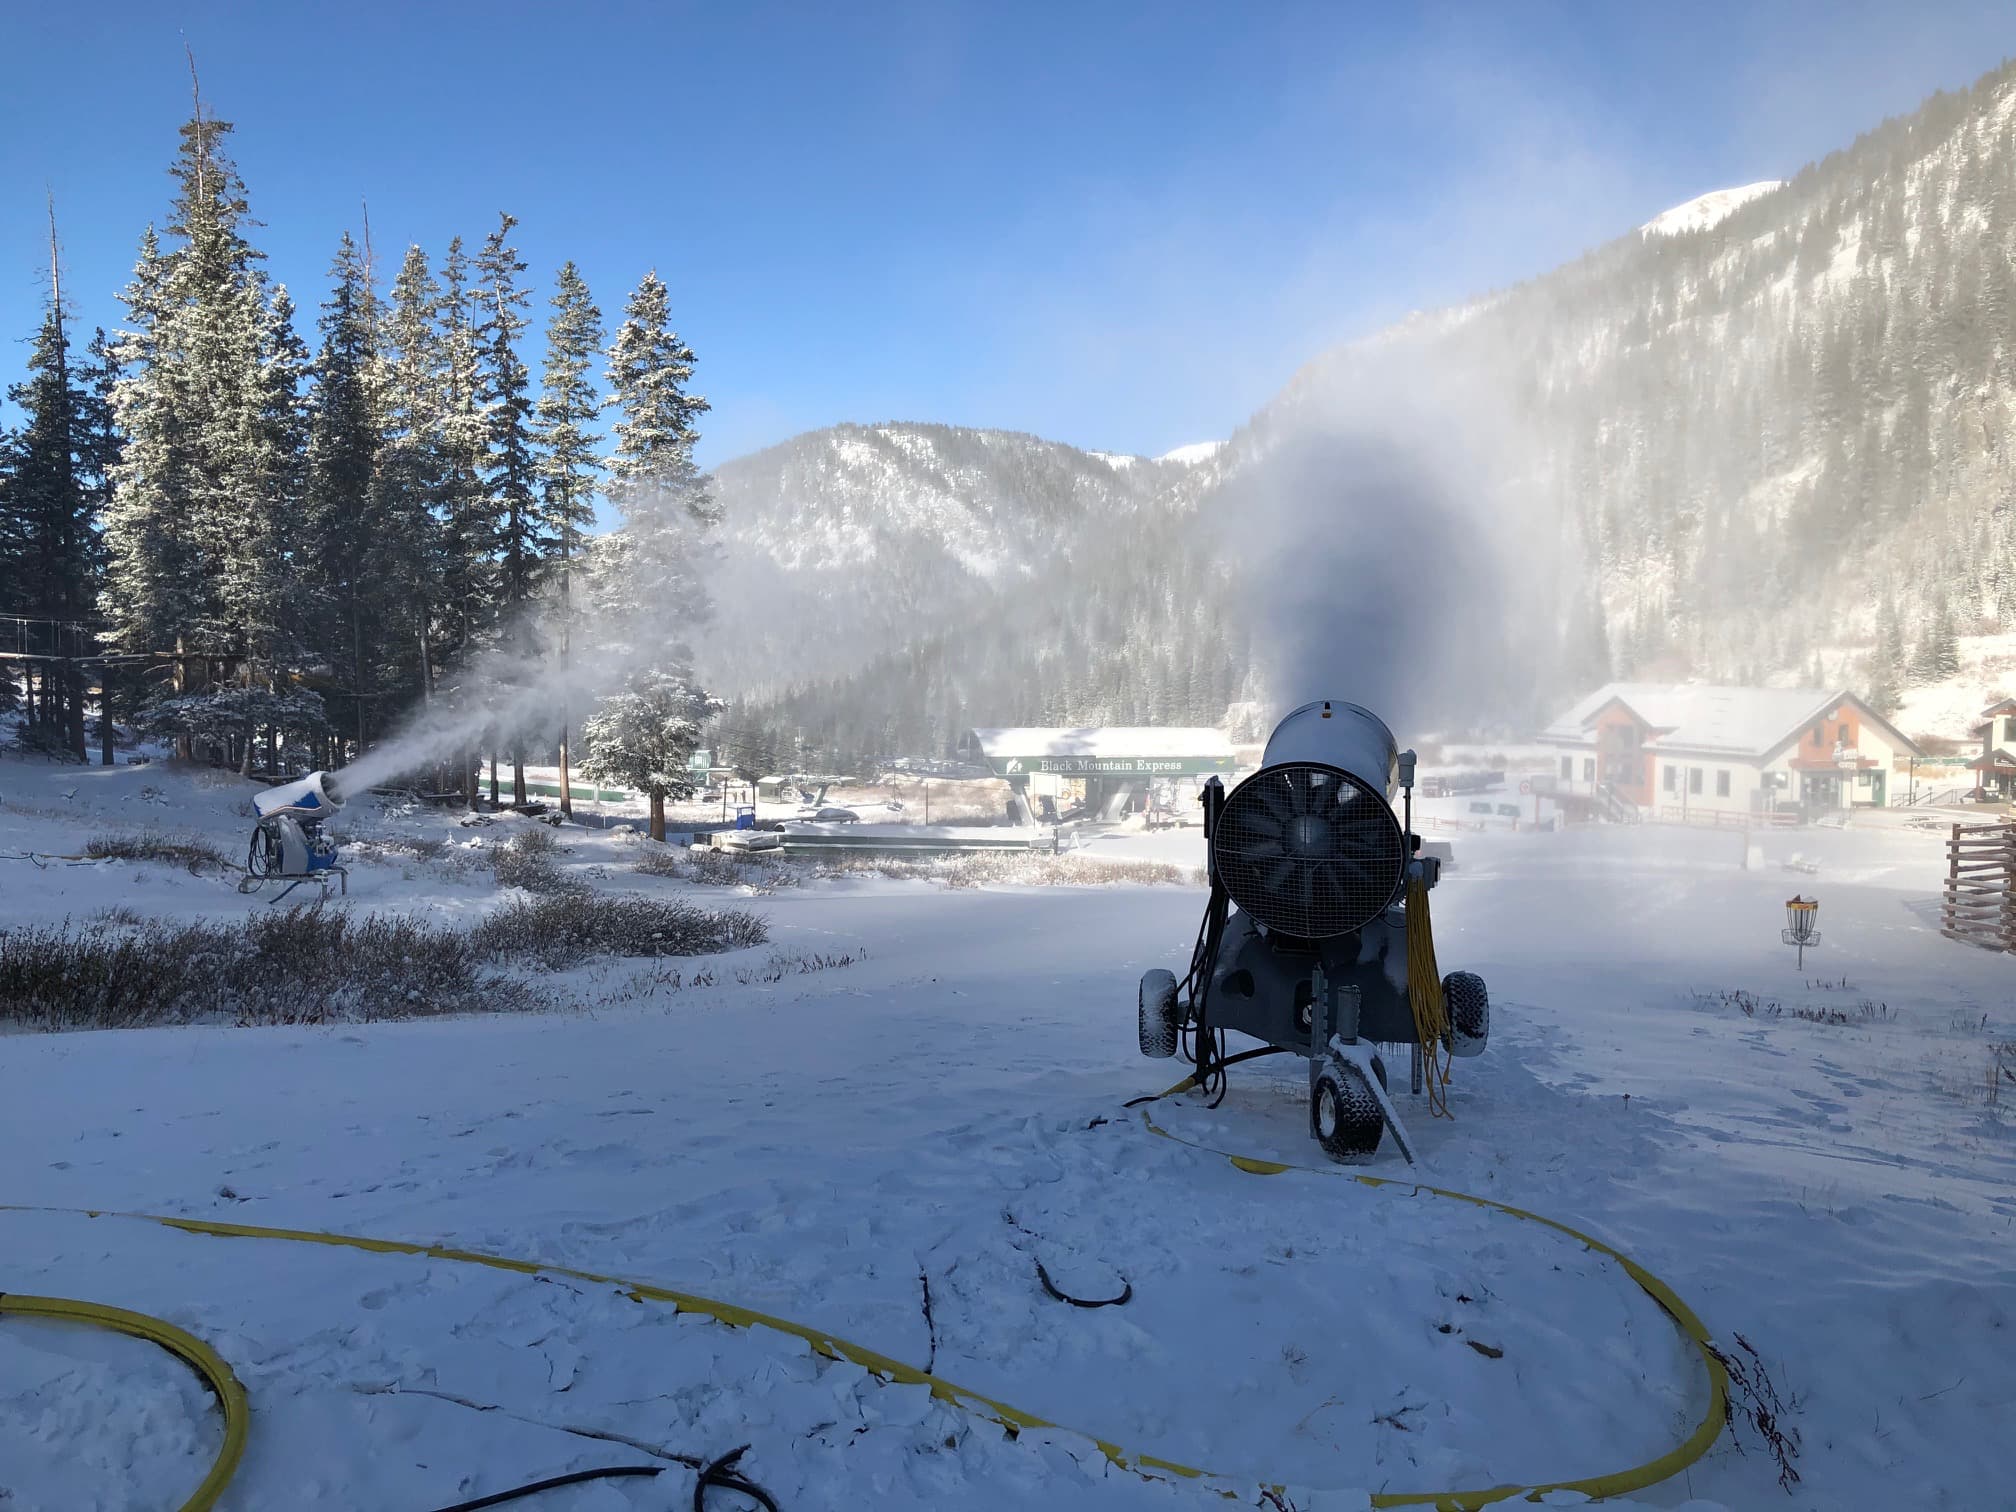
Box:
[1260,701,1400,803]
[253,770,345,818]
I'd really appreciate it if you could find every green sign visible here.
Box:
[687,748,712,774]
[984,754,1235,778]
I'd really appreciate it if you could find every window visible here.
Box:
[1583,758,1595,781]
[1716,770,1731,798]
[1663,765,1677,793]
[1560,756,1572,779]
[1839,722,1852,745]
[1688,768,1703,795]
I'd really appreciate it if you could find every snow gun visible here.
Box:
[1136,700,1490,1164]
[239,770,349,903]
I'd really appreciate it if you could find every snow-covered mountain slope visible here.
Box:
[1156,440,1224,465]
[1251,59,2016,703]
[706,422,1219,701]
[1639,180,1786,237]
[713,61,2016,763]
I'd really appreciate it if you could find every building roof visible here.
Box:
[969,727,1234,759]
[1541,683,1921,760]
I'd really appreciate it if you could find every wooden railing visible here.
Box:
[1655,806,1799,829]
[1943,821,2016,951]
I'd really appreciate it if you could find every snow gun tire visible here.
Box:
[0,1292,247,1512]
[1442,970,1489,1058]
[1138,969,1179,1059]
[1313,1059,1384,1163]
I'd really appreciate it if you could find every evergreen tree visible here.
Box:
[474,212,539,802]
[373,244,447,725]
[0,212,100,758]
[304,232,385,756]
[434,235,495,804]
[533,260,604,817]
[603,270,715,640]
[578,664,720,841]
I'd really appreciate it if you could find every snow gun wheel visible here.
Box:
[1138,969,1179,1059]
[1442,970,1490,1058]
[1313,1058,1383,1163]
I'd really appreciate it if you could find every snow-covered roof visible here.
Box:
[1540,683,1849,758]
[970,727,1234,759]
[1640,181,1784,238]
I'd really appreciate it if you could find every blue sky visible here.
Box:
[3,1,2011,467]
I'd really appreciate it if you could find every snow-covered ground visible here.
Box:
[1892,631,2016,746]
[3,754,2013,1510]
[1640,183,1786,239]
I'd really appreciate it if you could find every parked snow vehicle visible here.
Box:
[1137,700,1489,1163]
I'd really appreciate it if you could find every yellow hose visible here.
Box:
[4,1167,1725,1510]
[0,1291,248,1512]
[1405,874,1455,1118]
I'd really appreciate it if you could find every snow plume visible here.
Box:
[336,500,717,794]
[1214,349,1556,739]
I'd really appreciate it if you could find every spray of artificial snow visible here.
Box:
[335,501,716,793]
[1214,344,1561,736]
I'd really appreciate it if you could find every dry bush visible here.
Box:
[0,907,525,1030]
[491,824,585,896]
[84,831,231,874]
[634,844,802,891]
[805,850,1200,889]
[476,894,768,969]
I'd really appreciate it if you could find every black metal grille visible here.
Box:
[1212,763,1405,938]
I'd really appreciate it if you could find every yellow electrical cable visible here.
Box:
[0,1291,248,1512]
[3,1162,1726,1511]
[1405,874,1455,1118]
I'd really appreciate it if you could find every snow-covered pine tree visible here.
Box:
[578,664,721,842]
[533,260,604,818]
[102,98,281,760]
[305,232,385,757]
[602,270,716,645]
[375,244,449,736]
[474,213,540,804]
[435,236,496,805]
[0,207,101,760]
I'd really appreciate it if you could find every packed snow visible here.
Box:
[2,754,2013,1510]
[1640,182,1786,238]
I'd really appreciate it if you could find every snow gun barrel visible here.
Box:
[252,770,346,818]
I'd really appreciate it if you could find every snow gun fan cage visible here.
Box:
[239,770,349,903]
[1137,701,1490,1163]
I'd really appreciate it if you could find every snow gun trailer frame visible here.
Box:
[1137,701,1490,1163]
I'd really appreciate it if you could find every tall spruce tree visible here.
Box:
[435,236,496,804]
[376,245,449,727]
[100,93,298,765]
[304,233,384,755]
[474,212,539,803]
[533,260,604,817]
[0,211,101,759]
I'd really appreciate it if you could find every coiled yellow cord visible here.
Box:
[1404,874,1455,1119]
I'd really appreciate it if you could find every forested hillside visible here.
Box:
[725,59,2016,766]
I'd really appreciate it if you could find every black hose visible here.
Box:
[419,1448,779,1512]
[1034,1259,1132,1309]
[423,1466,661,1512]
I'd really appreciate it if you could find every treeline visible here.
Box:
[0,87,717,818]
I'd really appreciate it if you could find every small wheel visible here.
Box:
[1138,969,1179,1059]
[1312,1059,1384,1163]
[1443,971,1489,1058]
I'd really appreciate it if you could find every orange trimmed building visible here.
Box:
[1540,684,1920,818]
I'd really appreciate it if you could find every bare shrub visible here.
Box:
[804,850,1200,889]
[491,825,585,896]
[476,895,768,968]
[84,831,231,875]
[0,906,526,1030]
[634,843,802,891]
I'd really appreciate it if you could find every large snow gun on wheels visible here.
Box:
[1138,700,1489,1164]
[239,770,349,903]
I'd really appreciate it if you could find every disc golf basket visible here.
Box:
[1782,895,1821,968]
